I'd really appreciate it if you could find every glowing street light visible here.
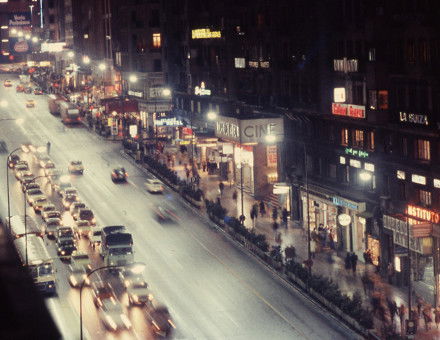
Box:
[25,34,31,40]
[206,111,218,121]
[10,28,17,34]
[129,74,137,83]
[359,171,372,182]
[17,31,23,37]
[98,63,106,71]
[82,55,90,64]
[162,88,171,97]
[31,36,38,43]
[67,51,75,58]
[265,134,276,144]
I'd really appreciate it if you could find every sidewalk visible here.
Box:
[153,149,439,338]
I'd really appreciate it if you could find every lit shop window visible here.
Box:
[396,170,405,180]
[152,33,161,48]
[415,139,430,161]
[341,128,349,146]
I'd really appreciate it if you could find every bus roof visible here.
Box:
[13,234,52,266]
[9,215,41,238]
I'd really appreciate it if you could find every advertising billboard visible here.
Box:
[8,12,32,55]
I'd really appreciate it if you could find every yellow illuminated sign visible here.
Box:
[191,28,221,39]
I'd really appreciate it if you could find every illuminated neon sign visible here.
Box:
[407,204,440,224]
[191,28,221,39]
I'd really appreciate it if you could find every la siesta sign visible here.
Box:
[407,204,440,224]
[332,103,365,119]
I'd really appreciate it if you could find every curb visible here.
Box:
[120,150,375,339]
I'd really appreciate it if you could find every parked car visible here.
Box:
[68,160,84,174]
[144,179,164,193]
[118,269,146,289]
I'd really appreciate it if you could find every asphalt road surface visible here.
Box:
[0,75,361,340]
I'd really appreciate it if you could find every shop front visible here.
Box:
[214,115,284,198]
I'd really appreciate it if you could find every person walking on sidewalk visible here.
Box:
[350,252,358,274]
[310,238,316,258]
[397,304,406,335]
[272,207,278,222]
[422,306,432,331]
[219,182,225,196]
[282,208,288,228]
[259,201,266,216]
[232,191,237,201]
[345,253,352,271]
[46,141,51,155]
[434,308,440,329]
[387,298,398,325]
[250,208,256,229]
[252,203,259,220]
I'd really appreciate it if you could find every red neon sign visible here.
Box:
[406,204,440,224]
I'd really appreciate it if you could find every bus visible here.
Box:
[9,215,43,239]
[13,234,57,295]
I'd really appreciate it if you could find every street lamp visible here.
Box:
[17,31,23,37]
[82,56,90,65]
[206,111,217,121]
[98,63,106,71]
[79,262,146,340]
[31,36,38,43]
[25,34,31,40]
[129,74,137,83]
[67,51,75,58]
[359,171,372,182]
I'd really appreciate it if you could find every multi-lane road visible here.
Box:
[0,75,361,340]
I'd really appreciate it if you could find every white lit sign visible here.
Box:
[194,82,211,96]
[434,179,440,188]
[129,125,138,137]
[333,87,346,103]
[397,170,406,180]
[411,174,426,185]
[339,156,346,165]
[349,159,361,168]
[234,58,245,68]
[40,42,66,52]
[155,117,183,127]
[338,214,352,226]
[364,163,375,172]
[128,90,143,98]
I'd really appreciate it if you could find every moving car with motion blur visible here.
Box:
[91,281,117,308]
[14,164,30,179]
[111,167,128,183]
[146,305,175,338]
[38,155,52,168]
[89,228,102,249]
[16,84,24,92]
[145,179,164,193]
[67,264,89,288]
[68,160,84,174]
[127,281,152,306]
[71,252,92,272]
[154,204,179,223]
[55,181,72,196]
[119,268,146,289]
[19,171,35,185]
[33,87,43,95]
[25,99,35,108]
[61,187,78,199]
[98,298,132,331]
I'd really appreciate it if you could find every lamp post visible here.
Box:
[79,262,145,340]
[6,146,22,229]
[406,217,412,321]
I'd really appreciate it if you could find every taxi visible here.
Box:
[26,99,35,108]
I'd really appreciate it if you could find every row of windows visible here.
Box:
[339,128,375,151]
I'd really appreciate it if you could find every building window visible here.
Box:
[329,164,337,179]
[369,90,377,110]
[368,48,376,61]
[190,100,194,112]
[401,137,408,157]
[353,130,364,148]
[197,101,201,113]
[378,90,389,109]
[415,139,430,160]
[398,182,406,200]
[419,189,432,206]
[153,59,162,72]
[397,170,406,180]
[152,33,161,48]
[341,128,349,146]
[368,131,375,151]
[49,15,55,24]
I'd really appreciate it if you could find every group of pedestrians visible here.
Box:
[344,252,358,273]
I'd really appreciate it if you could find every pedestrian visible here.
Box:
[387,298,398,325]
[219,182,225,196]
[272,207,278,222]
[282,208,288,228]
[397,304,406,335]
[351,252,358,274]
[259,201,266,216]
[216,196,221,205]
[252,203,259,220]
[434,308,440,329]
[345,253,352,270]
[186,169,191,182]
[46,141,51,155]
[232,191,237,201]
[239,214,246,225]
[250,209,256,228]
[417,297,423,318]
[422,306,432,331]
[202,162,207,172]
[310,239,316,258]
[361,274,369,295]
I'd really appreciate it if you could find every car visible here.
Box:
[89,228,102,249]
[14,164,29,179]
[145,179,164,193]
[111,167,127,183]
[43,217,61,238]
[67,265,89,288]
[46,169,61,184]
[42,161,56,174]
[7,154,20,168]
[33,197,49,213]
[78,208,96,225]
[24,86,32,94]
[56,226,75,242]
[26,188,45,205]
[74,220,91,238]
[61,187,78,199]
[68,161,84,174]
[4,80,12,87]
[22,181,40,193]
[56,181,72,195]
[91,281,117,308]
[154,205,179,223]
[62,194,79,210]
[38,155,52,168]
[26,99,35,108]
[43,210,61,222]
[56,239,77,260]
[14,160,29,173]
[18,171,34,184]
[70,202,86,220]
[146,305,175,338]
[97,298,132,331]
[71,253,92,272]
[127,281,152,306]
[118,269,146,289]
[16,84,24,92]
[34,87,43,95]
[41,203,56,218]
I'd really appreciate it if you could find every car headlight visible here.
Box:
[70,276,77,286]
[61,250,65,255]
[120,314,131,328]
[105,315,117,330]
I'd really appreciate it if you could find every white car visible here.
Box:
[89,228,102,249]
[119,269,146,289]
[43,210,61,222]
[26,188,45,205]
[41,203,57,219]
[144,179,164,193]
[14,165,30,178]
[70,202,86,220]
[68,160,84,174]
[62,194,79,209]
[71,253,92,272]
[61,187,78,199]
[98,299,132,331]
[67,265,89,288]
[127,281,152,306]
[33,197,49,213]
[74,220,91,238]
[43,217,61,238]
